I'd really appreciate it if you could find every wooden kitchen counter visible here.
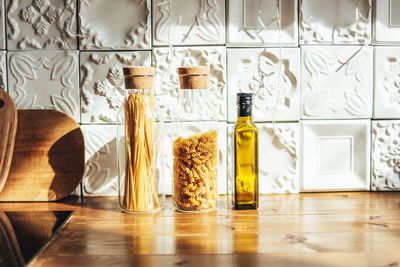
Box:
[0,193,399,267]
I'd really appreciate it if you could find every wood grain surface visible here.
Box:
[0,90,18,193]
[0,110,84,201]
[0,193,399,267]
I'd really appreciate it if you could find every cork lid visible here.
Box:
[123,66,155,76]
[123,66,155,89]
[178,66,209,89]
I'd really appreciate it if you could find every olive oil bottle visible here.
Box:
[234,93,259,210]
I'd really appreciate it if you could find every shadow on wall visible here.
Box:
[48,128,85,200]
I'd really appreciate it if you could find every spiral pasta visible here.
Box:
[173,130,218,211]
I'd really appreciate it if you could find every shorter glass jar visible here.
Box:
[117,66,165,213]
[172,66,218,212]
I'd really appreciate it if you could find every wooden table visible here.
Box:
[0,193,399,267]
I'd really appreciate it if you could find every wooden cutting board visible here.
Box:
[0,90,18,193]
[0,110,85,201]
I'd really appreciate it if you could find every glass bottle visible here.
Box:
[234,93,259,210]
[117,66,165,213]
[172,66,218,212]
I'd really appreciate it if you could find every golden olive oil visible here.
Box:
[234,93,259,210]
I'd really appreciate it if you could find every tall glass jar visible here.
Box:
[172,66,219,212]
[117,66,165,213]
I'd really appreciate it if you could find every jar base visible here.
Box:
[120,207,162,214]
[234,203,258,210]
[174,208,216,213]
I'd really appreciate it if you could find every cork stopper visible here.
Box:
[178,66,210,89]
[123,66,155,89]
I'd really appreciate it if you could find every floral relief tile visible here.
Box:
[227,123,299,194]
[8,50,79,121]
[374,47,400,119]
[81,125,118,196]
[373,0,400,44]
[152,0,225,46]
[301,120,370,192]
[301,46,373,120]
[372,121,400,191]
[300,0,371,44]
[158,122,227,195]
[153,47,226,121]
[6,0,77,49]
[80,51,151,123]
[0,52,7,92]
[79,0,151,50]
[227,48,300,122]
[227,0,298,47]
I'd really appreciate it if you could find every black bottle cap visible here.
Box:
[237,93,253,117]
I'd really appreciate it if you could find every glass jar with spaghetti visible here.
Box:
[172,66,219,212]
[117,66,165,213]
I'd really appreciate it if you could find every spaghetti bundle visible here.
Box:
[173,130,218,211]
[123,90,160,212]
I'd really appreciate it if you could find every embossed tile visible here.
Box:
[79,0,151,50]
[301,120,370,192]
[227,0,298,46]
[374,47,400,119]
[374,0,400,44]
[6,0,77,49]
[300,0,371,44]
[81,125,118,196]
[8,50,79,121]
[301,46,373,120]
[0,1,5,49]
[153,47,226,121]
[372,121,400,191]
[227,48,300,122]
[0,52,7,92]
[80,51,151,123]
[159,122,227,195]
[152,0,225,46]
[228,123,299,194]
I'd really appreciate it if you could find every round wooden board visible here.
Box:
[0,110,84,201]
[0,90,18,193]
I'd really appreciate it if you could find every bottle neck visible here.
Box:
[237,116,252,123]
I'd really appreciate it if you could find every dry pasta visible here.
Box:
[123,91,160,212]
[173,130,217,211]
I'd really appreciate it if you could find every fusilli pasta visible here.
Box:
[173,130,218,211]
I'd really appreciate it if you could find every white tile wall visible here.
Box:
[153,46,226,121]
[80,51,151,123]
[1,0,399,196]
[228,123,300,194]
[8,50,80,121]
[371,120,400,191]
[301,120,370,192]
[227,0,298,46]
[0,51,7,91]
[374,47,400,119]
[153,0,225,46]
[301,46,373,119]
[227,48,300,122]
[79,0,151,50]
[300,0,371,44]
[6,0,77,49]
[80,125,119,196]
[373,0,400,44]
[0,0,5,49]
